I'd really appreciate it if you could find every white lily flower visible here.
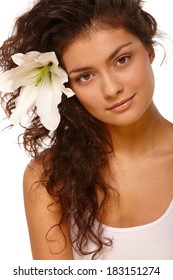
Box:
[0,51,75,131]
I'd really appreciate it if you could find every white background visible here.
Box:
[0,0,173,262]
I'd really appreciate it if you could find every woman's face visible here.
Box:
[62,27,155,127]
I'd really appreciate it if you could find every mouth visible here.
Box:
[107,94,135,112]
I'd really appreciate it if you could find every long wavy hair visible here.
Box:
[0,0,157,259]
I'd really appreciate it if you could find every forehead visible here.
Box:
[62,28,141,69]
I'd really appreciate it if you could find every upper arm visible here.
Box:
[23,160,74,260]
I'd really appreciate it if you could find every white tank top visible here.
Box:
[72,199,173,260]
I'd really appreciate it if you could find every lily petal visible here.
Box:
[12,51,40,66]
[51,73,64,105]
[0,70,15,92]
[36,74,61,130]
[10,84,37,124]
[51,65,68,84]
[0,62,43,92]
[12,64,42,88]
[37,52,59,66]
[62,85,75,98]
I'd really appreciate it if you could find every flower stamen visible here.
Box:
[35,62,53,87]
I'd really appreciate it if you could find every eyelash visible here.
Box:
[75,54,131,83]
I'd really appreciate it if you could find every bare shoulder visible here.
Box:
[23,156,74,260]
[23,156,51,210]
[23,155,48,199]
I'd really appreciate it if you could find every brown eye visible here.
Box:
[80,73,91,81]
[116,55,130,66]
[77,72,94,83]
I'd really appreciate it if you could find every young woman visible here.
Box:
[0,0,173,260]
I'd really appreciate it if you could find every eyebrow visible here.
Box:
[68,42,132,75]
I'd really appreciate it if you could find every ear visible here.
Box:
[148,47,155,63]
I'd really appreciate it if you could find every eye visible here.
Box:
[115,55,130,66]
[77,73,94,83]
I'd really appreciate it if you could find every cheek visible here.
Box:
[71,82,99,109]
[75,92,96,109]
[126,61,154,91]
[71,85,87,104]
[74,89,104,118]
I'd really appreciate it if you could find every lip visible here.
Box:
[107,94,135,112]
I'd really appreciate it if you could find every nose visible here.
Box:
[101,71,123,98]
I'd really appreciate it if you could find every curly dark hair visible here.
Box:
[0,0,158,259]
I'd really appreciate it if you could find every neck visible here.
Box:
[106,103,168,159]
